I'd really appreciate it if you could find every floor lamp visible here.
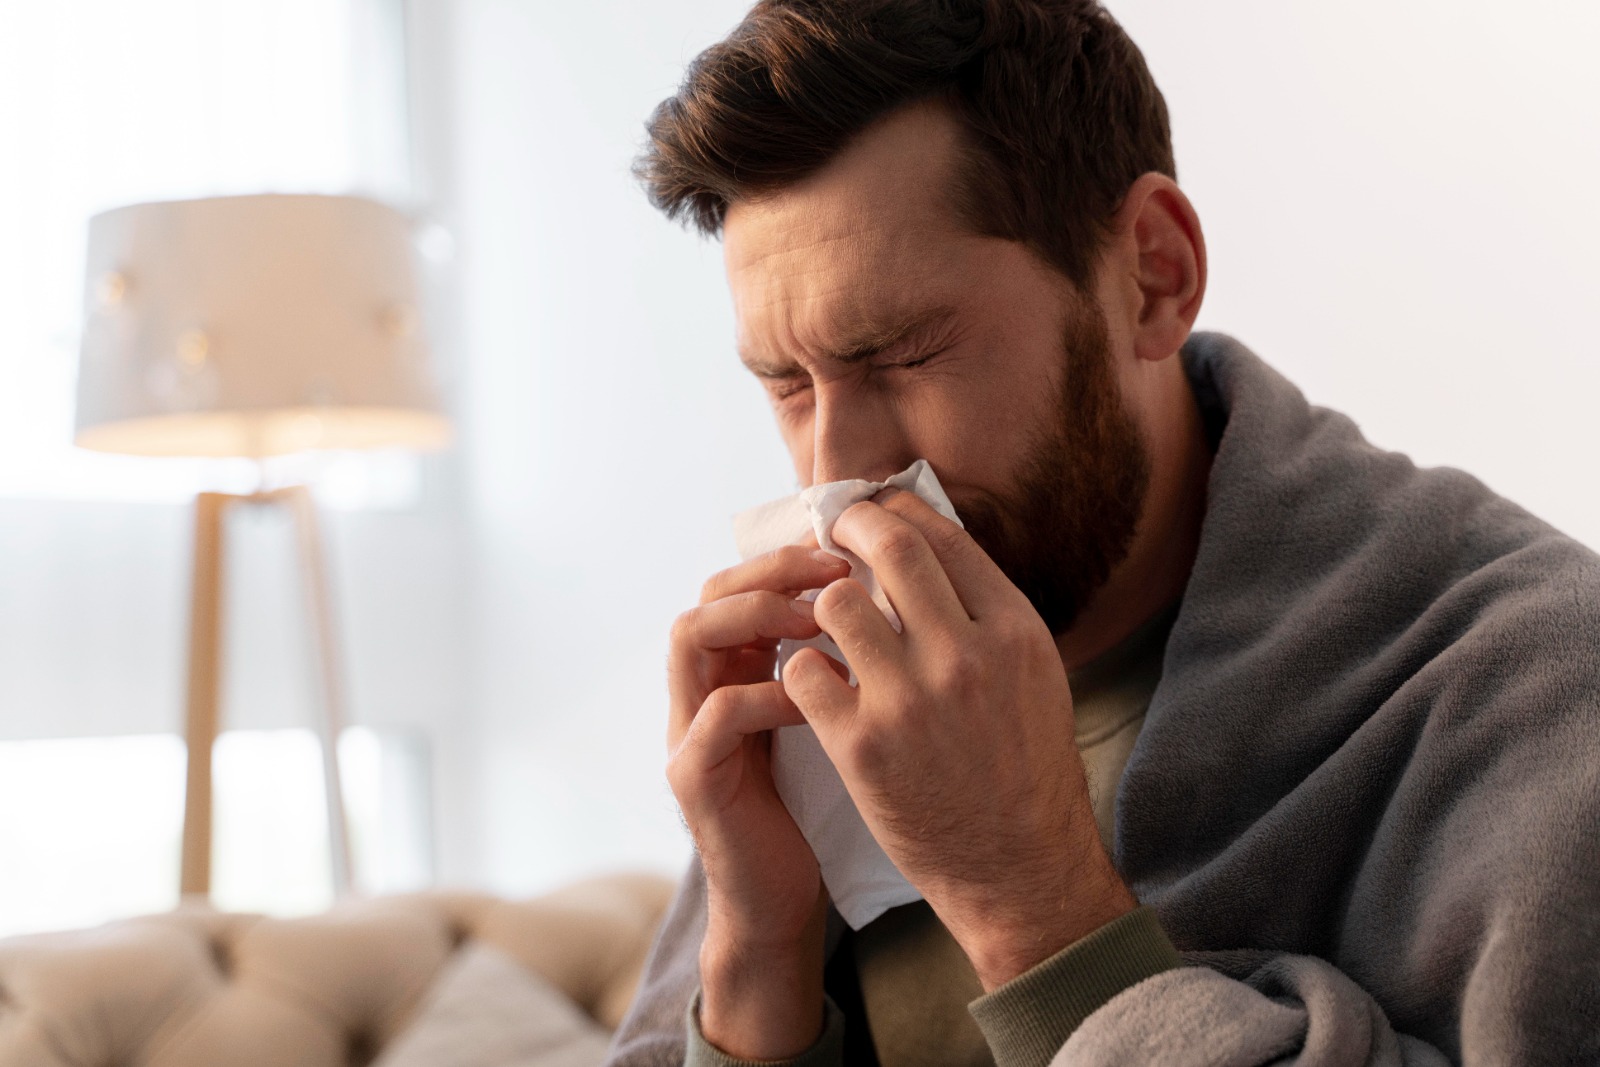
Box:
[72,194,451,901]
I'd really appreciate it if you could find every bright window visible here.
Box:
[0,0,422,506]
[0,727,433,938]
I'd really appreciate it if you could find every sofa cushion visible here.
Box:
[374,943,611,1067]
[0,874,676,1067]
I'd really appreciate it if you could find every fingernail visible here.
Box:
[790,597,815,617]
[871,486,901,503]
[811,550,848,568]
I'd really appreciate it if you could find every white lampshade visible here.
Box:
[75,194,450,458]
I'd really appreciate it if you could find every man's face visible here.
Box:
[723,103,1150,635]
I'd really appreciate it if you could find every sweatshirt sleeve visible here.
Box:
[604,857,710,1067]
[684,992,844,1067]
[1052,952,1453,1067]
[965,908,1456,1067]
[967,906,1182,1067]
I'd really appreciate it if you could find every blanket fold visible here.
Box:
[605,333,1600,1067]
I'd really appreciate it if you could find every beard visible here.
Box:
[951,294,1152,637]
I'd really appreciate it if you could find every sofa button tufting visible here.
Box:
[0,876,678,1063]
[208,938,231,977]
[347,1029,377,1066]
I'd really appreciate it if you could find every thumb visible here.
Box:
[781,646,856,732]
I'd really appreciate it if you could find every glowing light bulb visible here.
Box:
[176,329,211,369]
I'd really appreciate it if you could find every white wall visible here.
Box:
[427,0,1599,897]
[430,0,786,892]
[1117,0,1600,548]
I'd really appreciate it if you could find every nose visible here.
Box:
[809,379,914,486]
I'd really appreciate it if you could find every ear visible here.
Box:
[1106,173,1207,363]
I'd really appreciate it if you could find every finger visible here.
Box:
[829,499,972,631]
[670,681,807,778]
[781,646,859,736]
[871,487,1019,621]
[700,540,848,606]
[674,649,781,748]
[811,576,903,685]
[668,592,819,741]
[683,590,822,651]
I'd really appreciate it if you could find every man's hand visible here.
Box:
[781,488,1137,991]
[666,541,852,1059]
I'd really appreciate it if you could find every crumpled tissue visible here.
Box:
[730,459,963,929]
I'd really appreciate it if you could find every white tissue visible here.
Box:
[730,459,964,929]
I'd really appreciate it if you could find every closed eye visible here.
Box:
[887,347,944,370]
[769,378,811,402]
[766,348,942,405]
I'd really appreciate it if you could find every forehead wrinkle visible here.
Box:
[727,161,977,380]
[731,232,960,354]
[725,224,872,276]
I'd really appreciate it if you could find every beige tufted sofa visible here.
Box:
[0,872,675,1067]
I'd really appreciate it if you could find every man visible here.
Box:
[608,2,1600,1065]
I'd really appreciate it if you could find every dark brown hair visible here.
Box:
[636,0,1175,291]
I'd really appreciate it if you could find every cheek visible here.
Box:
[904,383,1034,490]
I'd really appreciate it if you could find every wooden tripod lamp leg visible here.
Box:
[284,485,356,898]
[180,492,231,899]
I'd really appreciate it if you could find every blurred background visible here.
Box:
[0,0,1594,936]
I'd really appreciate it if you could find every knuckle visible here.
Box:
[739,590,793,637]
[697,685,736,724]
[776,543,814,571]
[839,499,873,525]
[926,525,963,560]
[668,608,699,648]
[848,726,893,777]
[664,747,688,790]
[781,647,820,687]
[813,578,854,616]
[988,609,1034,649]
[665,748,705,804]
[751,588,791,617]
[665,723,700,772]
[671,702,720,766]
[933,639,983,683]
[1016,608,1048,641]
[797,649,835,681]
[698,568,734,605]
[874,527,923,568]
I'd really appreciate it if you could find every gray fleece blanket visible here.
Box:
[607,333,1600,1066]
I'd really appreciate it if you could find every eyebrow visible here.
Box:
[739,304,960,379]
